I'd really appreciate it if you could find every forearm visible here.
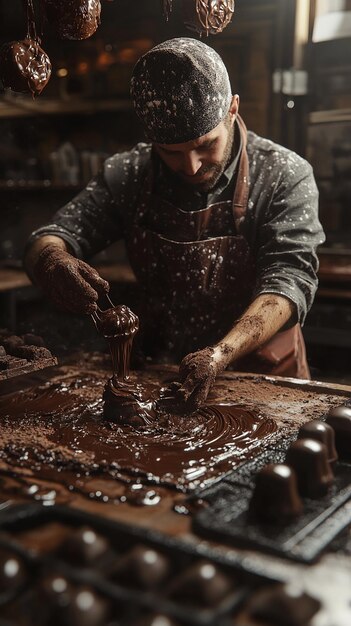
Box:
[213,294,295,368]
[24,235,68,283]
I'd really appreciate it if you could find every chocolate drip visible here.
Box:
[94,304,139,382]
[182,0,235,36]
[94,304,146,421]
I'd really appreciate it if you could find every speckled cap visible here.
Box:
[130,37,232,144]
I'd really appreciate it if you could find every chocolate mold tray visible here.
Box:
[192,447,351,563]
[0,503,259,626]
[0,332,57,381]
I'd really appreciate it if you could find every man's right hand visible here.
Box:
[32,245,109,314]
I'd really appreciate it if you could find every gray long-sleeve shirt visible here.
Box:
[28,130,325,325]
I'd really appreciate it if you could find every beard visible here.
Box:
[181,121,235,192]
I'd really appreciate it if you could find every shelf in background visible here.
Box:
[0,97,132,119]
[309,108,351,124]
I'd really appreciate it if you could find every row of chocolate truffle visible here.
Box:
[250,404,351,524]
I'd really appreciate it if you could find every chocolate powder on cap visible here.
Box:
[130,37,232,144]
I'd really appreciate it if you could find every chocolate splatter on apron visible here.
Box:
[126,116,310,379]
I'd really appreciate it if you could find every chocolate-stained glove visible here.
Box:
[175,346,222,412]
[33,245,109,314]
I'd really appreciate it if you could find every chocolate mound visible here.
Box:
[103,377,155,426]
[182,0,235,36]
[44,0,101,40]
[0,39,51,96]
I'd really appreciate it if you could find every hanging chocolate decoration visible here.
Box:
[0,0,51,96]
[161,0,173,21]
[182,0,235,36]
[44,0,101,40]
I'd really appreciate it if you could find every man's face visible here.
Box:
[154,115,235,192]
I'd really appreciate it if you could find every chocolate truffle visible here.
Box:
[285,439,334,498]
[61,586,110,626]
[0,549,26,593]
[248,583,321,626]
[326,405,351,460]
[182,0,235,36]
[298,420,338,466]
[59,527,110,566]
[39,573,73,607]
[249,464,303,523]
[168,560,232,607]
[44,0,101,40]
[103,379,148,426]
[0,39,51,96]
[112,545,170,590]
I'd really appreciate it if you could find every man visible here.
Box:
[25,38,325,411]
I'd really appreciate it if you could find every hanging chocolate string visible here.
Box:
[162,0,173,21]
[23,0,38,41]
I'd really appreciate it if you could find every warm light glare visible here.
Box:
[76,62,89,74]
[57,68,68,78]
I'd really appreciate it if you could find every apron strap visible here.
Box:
[232,115,250,230]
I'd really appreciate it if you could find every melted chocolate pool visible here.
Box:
[0,368,277,493]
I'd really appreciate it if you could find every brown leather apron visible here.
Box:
[125,116,310,379]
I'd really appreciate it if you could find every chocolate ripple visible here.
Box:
[0,370,277,492]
